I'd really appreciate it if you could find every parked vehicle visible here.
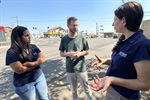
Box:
[113,34,119,38]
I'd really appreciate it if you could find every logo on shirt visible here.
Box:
[33,52,37,55]
[119,51,127,58]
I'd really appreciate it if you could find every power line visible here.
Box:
[3,21,16,25]
[19,19,66,23]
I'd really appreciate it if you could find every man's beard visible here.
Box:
[70,28,78,34]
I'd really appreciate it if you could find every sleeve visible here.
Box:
[33,44,41,54]
[133,40,150,63]
[6,49,20,65]
[59,38,65,52]
[82,35,89,50]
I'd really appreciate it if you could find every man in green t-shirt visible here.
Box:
[59,16,93,100]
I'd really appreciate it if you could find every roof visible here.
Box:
[48,26,65,31]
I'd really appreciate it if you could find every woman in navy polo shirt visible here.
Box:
[6,26,50,100]
[91,1,150,100]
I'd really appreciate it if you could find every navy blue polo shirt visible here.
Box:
[106,30,150,99]
[6,44,42,87]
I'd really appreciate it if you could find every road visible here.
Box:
[0,37,149,100]
[0,37,117,100]
[0,37,116,70]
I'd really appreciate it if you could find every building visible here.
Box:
[100,20,150,39]
[4,26,12,34]
[0,26,6,42]
[141,19,150,39]
[43,26,66,38]
[102,32,114,38]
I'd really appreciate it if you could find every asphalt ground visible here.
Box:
[0,37,149,100]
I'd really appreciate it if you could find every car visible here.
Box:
[113,34,118,38]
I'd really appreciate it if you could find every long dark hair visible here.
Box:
[112,1,143,52]
[11,26,32,61]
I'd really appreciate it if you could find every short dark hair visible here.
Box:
[115,1,143,31]
[67,16,78,25]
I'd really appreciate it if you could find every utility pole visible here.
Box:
[11,16,19,26]
[121,0,129,3]
[121,0,125,3]
[96,22,99,35]
[67,16,69,34]
[16,16,19,26]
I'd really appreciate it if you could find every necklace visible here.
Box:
[24,49,29,54]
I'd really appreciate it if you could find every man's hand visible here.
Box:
[72,51,81,59]
[69,51,78,59]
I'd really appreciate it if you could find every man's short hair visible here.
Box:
[67,16,78,25]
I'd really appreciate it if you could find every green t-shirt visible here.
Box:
[59,34,89,73]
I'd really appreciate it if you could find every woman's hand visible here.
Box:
[91,75,112,94]
[23,58,44,68]
[23,61,36,68]
[91,55,107,70]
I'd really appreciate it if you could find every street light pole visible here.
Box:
[96,22,98,35]
[121,0,125,3]
[11,16,19,26]
[121,0,129,3]
[16,16,19,26]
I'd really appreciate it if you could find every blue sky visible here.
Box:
[0,0,150,34]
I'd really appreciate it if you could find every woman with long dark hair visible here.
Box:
[91,1,150,100]
[6,26,50,100]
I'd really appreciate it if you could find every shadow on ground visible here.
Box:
[0,67,20,100]
[0,58,149,100]
[46,58,107,100]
